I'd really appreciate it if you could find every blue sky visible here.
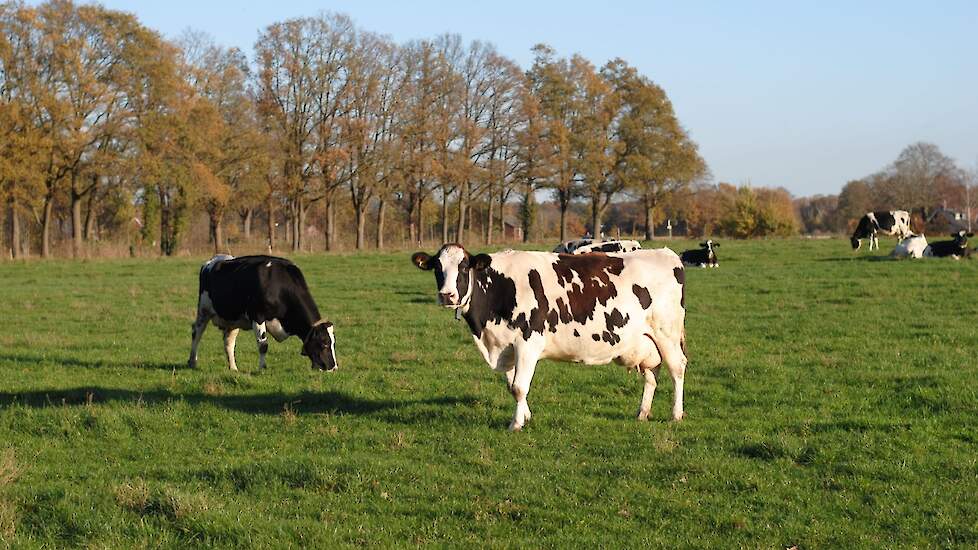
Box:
[78,1,978,196]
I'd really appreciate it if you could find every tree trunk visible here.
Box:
[267,194,275,252]
[70,176,83,258]
[590,196,601,240]
[290,197,301,252]
[299,201,309,252]
[441,189,449,243]
[324,196,335,251]
[376,198,387,249]
[497,191,506,242]
[84,188,97,241]
[9,199,20,259]
[455,182,468,244]
[485,196,494,245]
[559,199,568,242]
[354,201,367,250]
[210,211,224,254]
[407,192,417,244]
[41,194,54,259]
[521,184,534,243]
[416,193,425,246]
[242,208,252,240]
[159,196,171,256]
[644,193,654,241]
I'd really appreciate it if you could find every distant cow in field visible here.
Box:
[924,231,974,259]
[891,234,928,259]
[851,211,912,250]
[553,239,642,254]
[411,244,688,430]
[188,255,338,372]
[680,240,719,268]
[552,239,595,254]
[572,240,642,254]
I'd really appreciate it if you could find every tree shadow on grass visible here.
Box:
[0,352,184,371]
[0,386,481,422]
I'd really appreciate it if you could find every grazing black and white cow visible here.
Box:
[924,231,974,259]
[680,240,719,268]
[851,210,912,250]
[188,255,337,372]
[411,244,688,430]
[572,240,642,254]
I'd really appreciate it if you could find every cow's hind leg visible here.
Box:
[224,328,240,371]
[637,363,662,421]
[253,321,269,370]
[188,311,210,369]
[509,345,541,431]
[649,330,687,421]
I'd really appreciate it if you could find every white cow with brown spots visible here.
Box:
[412,244,688,430]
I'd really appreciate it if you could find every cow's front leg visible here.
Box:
[505,367,516,394]
[188,313,210,369]
[253,321,269,370]
[223,328,239,371]
[509,346,540,431]
[637,364,661,421]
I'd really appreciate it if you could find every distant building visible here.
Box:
[502,216,522,240]
[926,207,973,232]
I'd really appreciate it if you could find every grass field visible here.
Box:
[0,238,976,548]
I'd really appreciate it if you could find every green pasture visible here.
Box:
[0,238,976,548]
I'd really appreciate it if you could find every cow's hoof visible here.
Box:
[672,412,686,422]
[637,410,650,421]
[508,421,523,432]
[187,361,196,369]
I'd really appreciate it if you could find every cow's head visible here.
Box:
[301,321,337,371]
[953,230,974,248]
[850,237,861,250]
[412,244,492,308]
[700,240,718,251]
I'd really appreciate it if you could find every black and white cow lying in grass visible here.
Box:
[924,231,973,259]
[680,240,719,268]
[188,255,337,372]
[412,244,688,430]
[891,234,928,259]
[552,239,642,254]
[851,210,912,251]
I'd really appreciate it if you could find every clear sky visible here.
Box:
[77,0,978,197]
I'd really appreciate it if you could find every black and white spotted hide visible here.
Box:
[851,210,912,251]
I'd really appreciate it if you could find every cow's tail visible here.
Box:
[680,328,687,359]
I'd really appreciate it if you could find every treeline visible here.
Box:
[0,0,707,258]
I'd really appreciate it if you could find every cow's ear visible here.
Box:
[713,242,719,247]
[411,252,433,270]
[470,253,492,271]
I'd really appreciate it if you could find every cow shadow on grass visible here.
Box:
[0,352,184,371]
[0,386,481,423]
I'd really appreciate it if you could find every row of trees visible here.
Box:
[0,0,706,258]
